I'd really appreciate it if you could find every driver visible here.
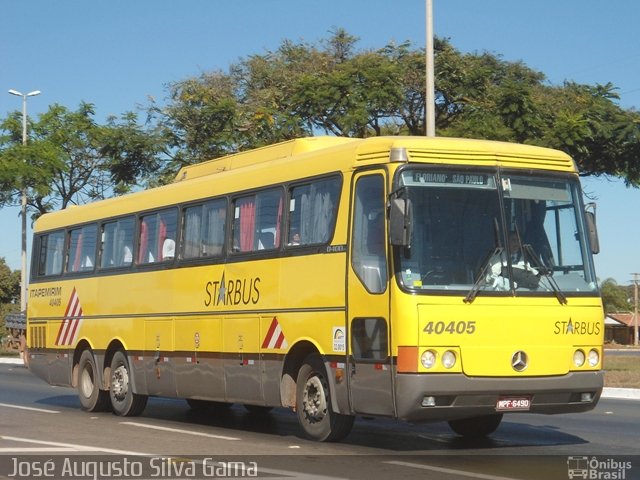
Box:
[486,231,539,290]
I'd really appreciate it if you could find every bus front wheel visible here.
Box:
[77,349,110,412]
[109,350,147,416]
[448,413,503,438]
[295,354,354,442]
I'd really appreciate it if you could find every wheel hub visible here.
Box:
[302,375,327,422]
[111,365,129,401]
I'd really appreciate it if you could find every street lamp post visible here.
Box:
[8,88,41,313]
[425,0,436,137]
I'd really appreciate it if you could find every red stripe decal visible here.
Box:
[261,317,278,349]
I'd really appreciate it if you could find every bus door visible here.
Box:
[347,172,394,416]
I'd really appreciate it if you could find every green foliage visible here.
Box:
[600,278,632,313]
[101,111,165,191]
[147,31,640,186]
[0,257,19,306]
[0,103,163,219]
[2,30,639,206]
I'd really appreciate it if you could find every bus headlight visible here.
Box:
[588,349,600,367]
[442,350,457,369]
[573,349,585,367]
[421,350,437,369]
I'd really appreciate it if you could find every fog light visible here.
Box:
[588,349,599,367]
[573,349,585,367]
[442,350,456,369]
[421,350,436,369]
[422,396,436,407]
[580,392,593,402]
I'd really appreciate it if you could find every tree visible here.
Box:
[0,103,164,219]
[4,31,638,200]
[600,278,632,313]
[148,31,640,186]
[0,257,19,306]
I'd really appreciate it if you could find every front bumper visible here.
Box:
[395,371,603,422]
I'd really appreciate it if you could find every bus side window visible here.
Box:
[138,215,155,263]
[182,200,227,259]
[158,209,177,261]
[138,209,177,264]
[66,224,97,273]
[36,230,65,277]
[352,175,387,293]
[233,196,256,252]
[288,176,340,246]
[233,189,282,253]
[351,318,388,361]
[100,217,134,269]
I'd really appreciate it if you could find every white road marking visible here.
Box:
[257,467,349,480]
[0,447,77,453]
[385,460,522,480]
[120,421,240,441]
[0,402,60,413]
[0,435,152,456]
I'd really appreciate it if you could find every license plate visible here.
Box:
[496,396,531,411]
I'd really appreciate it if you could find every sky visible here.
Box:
[1,0,639,287]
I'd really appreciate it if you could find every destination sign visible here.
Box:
[402,171,495,188]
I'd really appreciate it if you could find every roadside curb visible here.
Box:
[602,387,640,400]
[0,357,24,365]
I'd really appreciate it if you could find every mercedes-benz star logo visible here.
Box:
[511,351,528,372]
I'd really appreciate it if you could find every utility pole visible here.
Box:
[425,0,436,137]
[632,273,639,346]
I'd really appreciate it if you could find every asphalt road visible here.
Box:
[1,362,638,480]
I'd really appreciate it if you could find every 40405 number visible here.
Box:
[423,320,476,335]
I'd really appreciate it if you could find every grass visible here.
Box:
[603,354,640,388]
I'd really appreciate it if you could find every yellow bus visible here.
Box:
[27,136,603,442]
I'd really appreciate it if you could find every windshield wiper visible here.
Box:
[464,247,504,304]
[522,244,567,305]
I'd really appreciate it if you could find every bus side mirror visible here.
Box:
[389,198,413,247]
[585,203,599,255]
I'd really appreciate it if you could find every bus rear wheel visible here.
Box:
[295,354,354,442]
[448,413,503,438]
[77,349,110,412]
[109,350,147,417]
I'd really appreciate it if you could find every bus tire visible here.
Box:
[77,350,110,412]
[296,354,354,442]
[109,350,147,417]
[448,413,503,438]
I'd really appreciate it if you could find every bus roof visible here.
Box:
[173,136,575,182]
[34,136,575,232]
[173,136,358,182]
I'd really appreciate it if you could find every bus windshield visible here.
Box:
[396,169,598,295]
